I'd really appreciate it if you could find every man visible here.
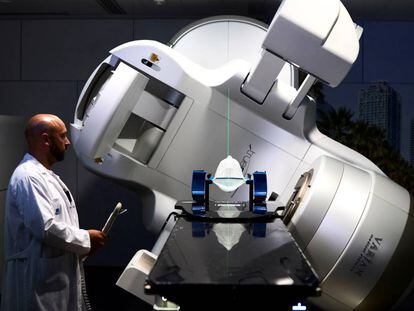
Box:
[1,114,107,311]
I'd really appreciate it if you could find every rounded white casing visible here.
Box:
[288,156,414,310]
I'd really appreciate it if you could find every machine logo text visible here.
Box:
[350,234,383,277]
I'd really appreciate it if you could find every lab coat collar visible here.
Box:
[22,153,54,177]
[23,153,73,204]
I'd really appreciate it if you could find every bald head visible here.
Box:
[25,114,63,144]
[25,114,70,168]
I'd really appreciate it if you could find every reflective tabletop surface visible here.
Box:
[147,202,319,309]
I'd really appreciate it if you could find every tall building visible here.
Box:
[358,81,401,151]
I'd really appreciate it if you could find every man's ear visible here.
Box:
[41,132,51,146]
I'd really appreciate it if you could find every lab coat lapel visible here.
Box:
[27,154,79,227]
[45,173,80,227]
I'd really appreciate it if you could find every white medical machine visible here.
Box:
[70,0,414,309]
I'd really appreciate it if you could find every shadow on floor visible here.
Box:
[84,265,152,311]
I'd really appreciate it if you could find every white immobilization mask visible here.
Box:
[212,155,245,192]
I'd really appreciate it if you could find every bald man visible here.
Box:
[1,114,107,311]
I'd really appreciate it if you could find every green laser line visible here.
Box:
[226,21,230,157]
[227,87,230,156]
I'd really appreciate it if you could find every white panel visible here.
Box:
[229,21,266,64]
[173,22,230,69]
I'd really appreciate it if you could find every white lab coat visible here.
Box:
[1,153,91,311]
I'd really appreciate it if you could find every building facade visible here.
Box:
[358,81,401,151]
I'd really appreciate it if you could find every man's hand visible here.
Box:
[87,229,108,256]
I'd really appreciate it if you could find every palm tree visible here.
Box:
[317,107,354,142]
[316,107,414,195]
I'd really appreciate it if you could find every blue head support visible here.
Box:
[251,171,267,214]
[191,170,213,213]
[253,171,267,201]
[191,170,268,214]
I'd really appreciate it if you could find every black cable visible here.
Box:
[81,266,93,311]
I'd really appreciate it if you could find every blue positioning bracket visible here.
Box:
[253,171,267,203]
[191,170,213,212]
[192,170,207,201]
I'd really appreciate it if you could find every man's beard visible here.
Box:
[50,141,65,162]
